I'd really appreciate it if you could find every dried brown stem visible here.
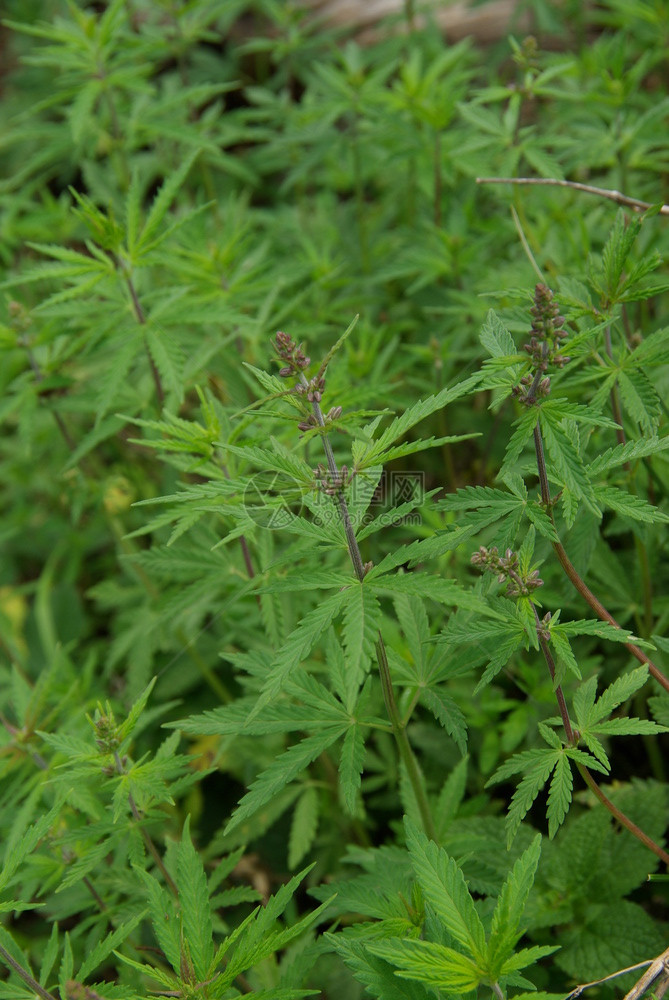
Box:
[476,176,669,215]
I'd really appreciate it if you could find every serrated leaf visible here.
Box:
[251,589,349,718]
[546,754,573,837]
[40,922,60,988]
[618,369,661,434]
[342,584,381,684]
[136,151,199,253]
[338,723,366,815]
[404,819,486,963]
[420,686,467,754]
[480,309,517,358]
[78,911,145,981]
[502,407,541,471]
[594,485,669,523]
[357,374,481,468]
[177,816,213,980]
[434,756,468,837]
[587,435,669,475]
[225,726,345,836]
[540,413,600,515]
[288,786,319,870]
[368,938,483,992]
[488,834,542,971]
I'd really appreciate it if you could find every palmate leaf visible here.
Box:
[132,150,200,256]
[330,935,434,1000]
[250,588,349,718]
[404,819,487,964]
[217,867,331,991]
[489,740,608,846]
[355,373,481,469]
[224,726,346,835]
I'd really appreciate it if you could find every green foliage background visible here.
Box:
[0,2,668,998]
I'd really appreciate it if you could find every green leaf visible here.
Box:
[540,412,600,515]
[225,726,346,835]
[342,583,381,684]
[594,485,669,523]
[0,806,59,894]
[480,309,517,357]
[338,723,366,815]
[434,756,468,837]
[78,911,145,981]
[546,754,573,838]
[618,369,661,434]
[251,589,349,718]
[134,867,181,972]
[135,150,200,254]
[587,435,669,475]
[502,407,541,471]
[177,816,214,980]
[488,834,542,972]
[404,819,487,964]
[40,921,60,988]
[357,374,481,468]
[420,687,467,754]
[288,786,319,870]
[368,938,483,993]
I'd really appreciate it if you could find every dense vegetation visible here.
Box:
[1,2,668,998]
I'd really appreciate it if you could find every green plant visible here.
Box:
[1,2,668,998]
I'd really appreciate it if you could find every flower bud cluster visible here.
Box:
[274,330,310,375]
[470,545,543,598]
[536,610,552,641]
[513,284,570,405]
[313,463,353,496]
[93,712,120,754]
[295,373,325,403]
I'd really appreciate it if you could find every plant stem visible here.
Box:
[531,604,574,743]
[476,176,669,216]
[576,764,669,866]
[304,377,437,839]
[0,943,58,1000]
[113,750,179,896]
[122,269,165,407]
[531,418,669,693]
[433,129,442,228]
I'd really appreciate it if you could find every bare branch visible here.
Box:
[477,177,669,216]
